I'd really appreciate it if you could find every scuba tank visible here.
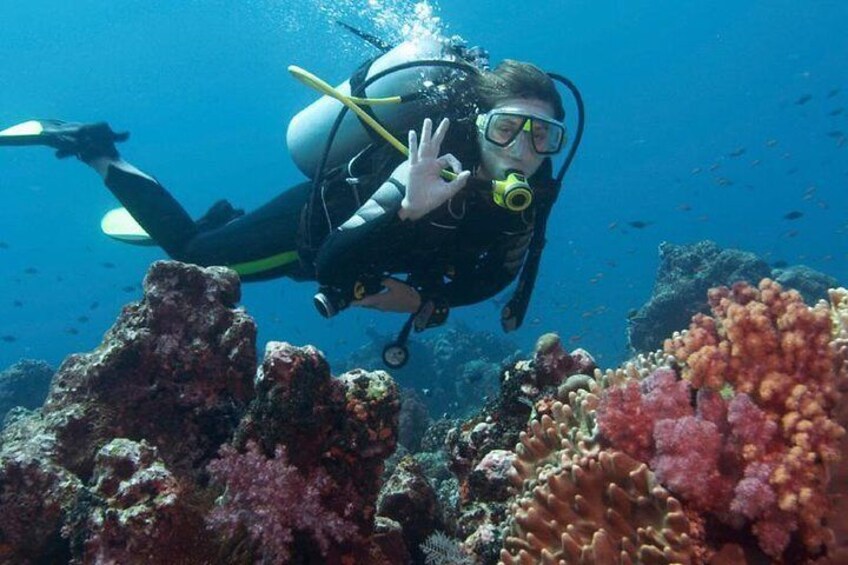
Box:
[286,36,482,178]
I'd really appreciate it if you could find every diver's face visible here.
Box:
[477,98,556,180]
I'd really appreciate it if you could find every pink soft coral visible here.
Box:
[651,415,731,511]
[207,441,356,562]
[596,367,692,462]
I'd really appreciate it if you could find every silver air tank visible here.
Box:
[286,37,455,178]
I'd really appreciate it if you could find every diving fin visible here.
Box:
[0,120,54,146]
[100,200,244,247]
[0,119,128,160]
[100,207,155,246]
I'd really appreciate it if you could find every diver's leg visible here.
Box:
[88,156,199,259]
[0,120,198,259]
[175,181,313,281]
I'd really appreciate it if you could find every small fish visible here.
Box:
[750,159,761,167]
[771,260,789,269]
[65,327,79,336]
[795,94,812,105]
[728,147,746,158]
[77,316,90,323]
[829,108,844,116]
[0,241,8,250]
[765,139,778,147]
[783,211,804,220]
[716,177,734,187]
[785,229,800,238]
[607,221,618,230]
[786,168,798,175]
[827,130,845,139]
[828,88,841,98]
[89,301,100,310]
[708,163,721,172]
[627,220,652,229]
[23,267,38,275]
[121,285,136,293]
[568,334,582,344]
[1,335,17,343]
[677,203,692,212]
[101,261,116,269]
[690,167,702,175]
[13,300,23,307]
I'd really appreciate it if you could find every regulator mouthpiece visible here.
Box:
[492,170,532,211]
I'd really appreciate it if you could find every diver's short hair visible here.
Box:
[476,60,564,120]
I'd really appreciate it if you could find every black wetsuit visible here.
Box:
[104,165,313,281]
[100,131,556,320]
[314,163,555,311]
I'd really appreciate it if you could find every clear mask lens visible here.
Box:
[481,112,565,155]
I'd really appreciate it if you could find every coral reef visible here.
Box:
[435,279,846,564]
[627,240,836,354]
[0,261,403,564]
[1,259,844,564]
[595,279,845,560]
[0,358,54,423]
[377,455,441,562]
[346,323,520,417]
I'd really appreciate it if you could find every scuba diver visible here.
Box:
[0,36,583,368]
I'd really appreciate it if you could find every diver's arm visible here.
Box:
[314,178,410,287]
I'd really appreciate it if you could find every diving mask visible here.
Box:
[476,110,566,155]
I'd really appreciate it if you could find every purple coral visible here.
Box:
[651,416,730,511]
[207,441,356,562]
[727,393,778,447]
[730,461,776,520]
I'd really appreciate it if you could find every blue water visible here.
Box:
[0,1,846,372]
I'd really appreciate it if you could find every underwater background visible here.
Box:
[0,0,846,372]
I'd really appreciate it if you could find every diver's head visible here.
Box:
[473,60,565,180]
[476,98,564,180]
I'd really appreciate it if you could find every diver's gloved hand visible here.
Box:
[48,121,129,161]
[395,118,470,221]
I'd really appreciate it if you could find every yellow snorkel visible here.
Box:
[288,65,532,212]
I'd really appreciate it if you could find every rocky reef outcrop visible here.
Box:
[0,261,402,564]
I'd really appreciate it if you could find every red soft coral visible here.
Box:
[596,380,657,462]
[597,367,693,462]
[207,441,356,562]
[651,415,732,511]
